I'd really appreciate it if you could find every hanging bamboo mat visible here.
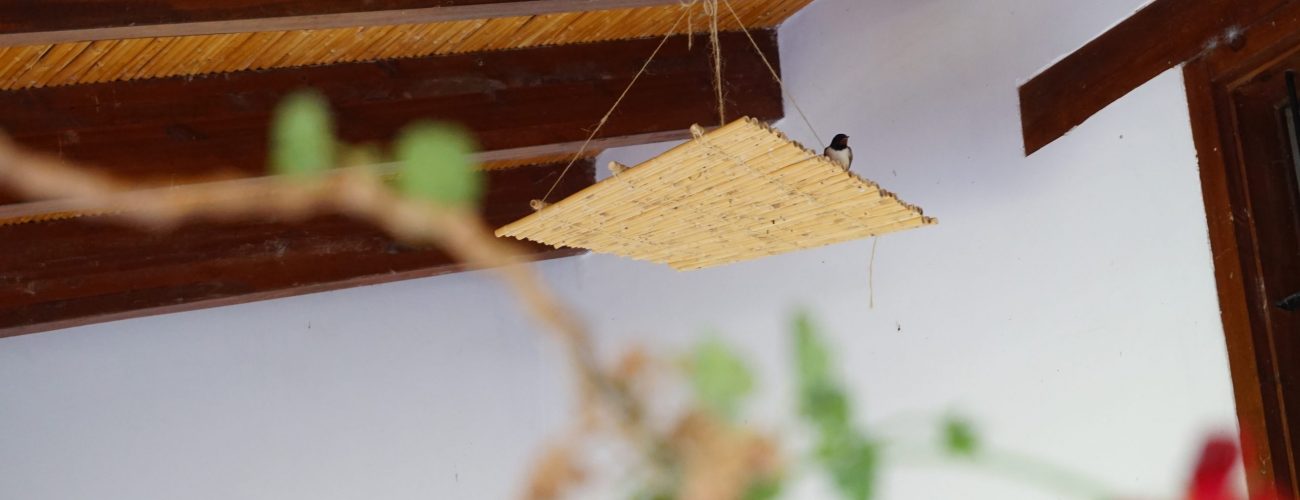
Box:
[0,0,811,91]
[496,118,937,270]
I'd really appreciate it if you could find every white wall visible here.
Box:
[0,0,1238,499]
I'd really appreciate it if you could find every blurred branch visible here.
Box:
[0,133,659,482]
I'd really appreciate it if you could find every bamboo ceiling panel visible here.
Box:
[0,0,811,90]
[497,118,937,270]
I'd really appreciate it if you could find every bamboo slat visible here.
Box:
[496,118,937,270]
[0,0,812,90]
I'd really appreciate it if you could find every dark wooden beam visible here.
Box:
[0,160,595,338]
[0,0,682,46]
[0,30,783,336]
[0,30,783,206]
[1018,0,1286,155]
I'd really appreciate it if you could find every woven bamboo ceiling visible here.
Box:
[0,0,810,90]
[0,0,814,337]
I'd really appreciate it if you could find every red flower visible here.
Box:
[1190,431,1237,498]
[1189,435,1241,500]
[1185,433,1284,500]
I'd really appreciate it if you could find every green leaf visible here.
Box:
[742,475,783,500]
[794,312,832,389]
[790,311,879,500]
[827,439,878,500]
[395,121,482,205]
[943,416,979,457]
[270,90,335,177]
[690,338,754,419]
[793,312,850,433]
[802,384,850,434]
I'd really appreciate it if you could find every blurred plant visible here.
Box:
[600,315,1266,500]
[0,90,1268,500]
[637,314,1107,500]
[793,312,879,500]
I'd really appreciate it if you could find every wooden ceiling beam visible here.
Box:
[0,0,683,46]
[1018,0,1287,156]
[0,30,783,337]
[0,30,784,207]
[0,160,595,338]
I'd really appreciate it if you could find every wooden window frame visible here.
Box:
[1019,0,1300,494]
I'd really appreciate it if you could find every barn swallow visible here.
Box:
[824,133,852,170]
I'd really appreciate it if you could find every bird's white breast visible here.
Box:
[825,147,852,170]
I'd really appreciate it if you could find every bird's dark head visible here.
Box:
[831,134,850,149]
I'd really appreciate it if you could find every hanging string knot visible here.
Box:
[679,0,698,49]
[706,0,725,126]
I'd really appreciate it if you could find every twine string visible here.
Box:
[720,0,825,150]
[541,0,830,204]
[538,7,692,204]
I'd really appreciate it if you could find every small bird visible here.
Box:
[824,133,852,170]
